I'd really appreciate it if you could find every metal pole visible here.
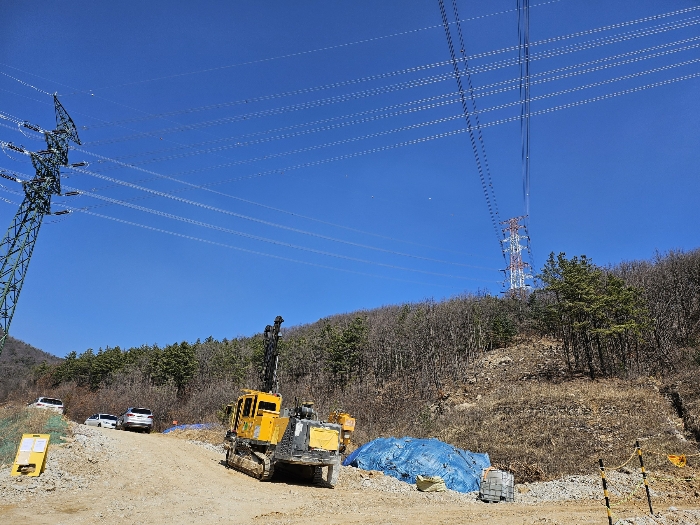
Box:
[598,459,613,525]
[636,440,654,516]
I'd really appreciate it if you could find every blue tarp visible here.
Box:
[343,437,490,493]
[162,423,217,434]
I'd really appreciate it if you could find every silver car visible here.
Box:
[84,413,117,428]
[116,407,153,433]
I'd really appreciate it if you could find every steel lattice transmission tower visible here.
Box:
[0,95,80,355]
[501,216,532,296]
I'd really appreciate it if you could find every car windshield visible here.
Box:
[43,398,62,405]
[131,408,151,415]
[102,415,117,420]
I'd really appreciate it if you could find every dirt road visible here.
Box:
[1,426,699,524]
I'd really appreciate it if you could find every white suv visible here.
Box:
[28,397,64,414]
[116,407,153,433]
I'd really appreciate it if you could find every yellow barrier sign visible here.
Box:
[667,454,687,468]
[11,433,50,477]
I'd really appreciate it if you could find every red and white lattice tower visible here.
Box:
[501,216,532,295]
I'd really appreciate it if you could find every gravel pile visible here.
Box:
[185,439,226,455]
[337,466,675,507]
[337,466,481,502]
[337,466,417,493]
[0,423,118,504]
[514,471,659,503]
[614,508,700,524]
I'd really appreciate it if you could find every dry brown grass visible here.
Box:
[0,404,70,465]
[163,425,226,445]
[0,403,56,431]
[419,340,700,482]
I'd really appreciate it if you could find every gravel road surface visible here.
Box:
[1,424,699,524]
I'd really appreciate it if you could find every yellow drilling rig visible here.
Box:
[223,316,356,487]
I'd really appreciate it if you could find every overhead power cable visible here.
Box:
[0,168,499,274]
[69,152,476,259]
[517,0,536,279]
[79,0,566,94]
[83,13,700,146]
[1,89,484,260]
[0,187,495,288]
[518,0,532,219]
[11,52,692,234]
[448,0,502,244]
[5,61,700,192]
[63,164,494,270]
[0,102,479,261]
[163,68,700,187]
[0,72,52,96]
[64,187,499,277]
[83,4,700,129]
[101,36,700,164]
[86,56,700,177]
[9,61,689,202]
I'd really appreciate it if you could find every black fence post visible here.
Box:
[599,458,613,525]
[636,440,654,516]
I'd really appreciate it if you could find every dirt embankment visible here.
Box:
[1,423,699,524]
[422,339,700,482]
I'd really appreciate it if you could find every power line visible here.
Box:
[0,188,495,289]
[1,103,485,263]
[518,0,532,219]
[66,188,500,277]
[69,1,569,94]
[1,98,487,261]
[63,164,496,271]
[0,72,52,96]
[6,53,691,235]
[517,0,536,283]
[173,68,700,187]
[438,0,500,244]
[449,0,502,243]
[80,13,700,146]
[0,168,501,276]
[5,60,700,195]
[84,56,700,178]
[20,56,694,277]
[95,36,700,165]
[81,4,700,129]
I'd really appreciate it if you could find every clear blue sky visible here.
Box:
[0,0,698,357]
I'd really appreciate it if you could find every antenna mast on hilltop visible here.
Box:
[501,216,532,296]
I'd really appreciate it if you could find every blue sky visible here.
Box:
[0,0,699,357]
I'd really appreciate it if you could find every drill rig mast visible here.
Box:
[261,315,283,393]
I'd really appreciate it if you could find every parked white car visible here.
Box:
[84,414,118,429]
[28,397,64,414]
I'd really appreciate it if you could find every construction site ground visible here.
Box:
[1,424,699,524]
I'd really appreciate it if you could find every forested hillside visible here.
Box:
[0,336,62,401]
[5,249,700,479]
